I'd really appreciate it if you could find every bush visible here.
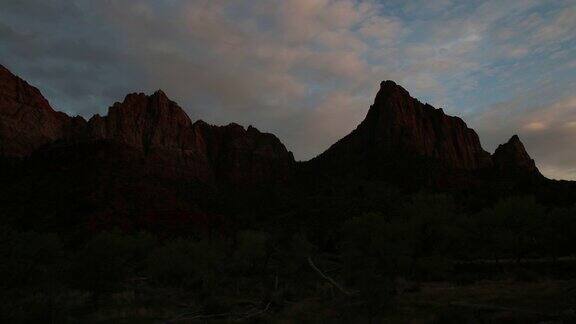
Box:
[146,237,225,290]
[0,226,70,322]
[67,230,155,301]
[233,230,270,272]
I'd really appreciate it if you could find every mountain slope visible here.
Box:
[0,64,565,234]
[0,65,295,186]
[306,80,541,185]
[0,65,72,156]
[493,135,541,176]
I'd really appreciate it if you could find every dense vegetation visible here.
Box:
[2,187,576,322]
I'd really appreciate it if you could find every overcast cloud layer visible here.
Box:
[1,0,575,179]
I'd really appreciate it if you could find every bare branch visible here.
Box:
[164,302,271,323]
[307,256,353,296]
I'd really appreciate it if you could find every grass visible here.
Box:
[48,279,576,323]
[385,279,576,323]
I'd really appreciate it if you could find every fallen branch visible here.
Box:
[243,302,271,319]
[411,301,558,318]
[449,301,557,317]
[164,302,271,323]
[307,256,352,296]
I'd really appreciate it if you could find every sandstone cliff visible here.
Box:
[314,80,493,171]
[0,65,294,186]
[0,65,71,156]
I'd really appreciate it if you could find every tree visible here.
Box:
[68,230,155,303]
[0,226,66,322]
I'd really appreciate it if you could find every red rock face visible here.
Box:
[84,91,214,181]
[1,64,541,188]
[0,65,71,156]
[0,65,555,232]
[0,65,294,185]
[83,91,295,185]
[492,135,540,176]
[87,90,195,152]
[317,80,492,171]
[193,121,295,185]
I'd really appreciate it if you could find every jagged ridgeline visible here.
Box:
[3,63,576,323]
[0,63,572,234]
[0,65,294,186]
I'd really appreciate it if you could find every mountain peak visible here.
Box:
[0,64,11,75]
[492,135,540,176]
[508,134,521,144]
[0,64,70,156]
[151,89,170,102]
[119,90,170,105]
[153,89,167,96]
[380,80,399,88]
[316,80,491,172]
[88,89,193,152]
[499,135,528,153]
[375,80,410,103]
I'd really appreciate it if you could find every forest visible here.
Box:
[3,185,576,322]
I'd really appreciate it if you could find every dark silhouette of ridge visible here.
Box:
[0,64,295,186]
[1,63,569,234]
[1,64,541,183]
[304,80,542,188]
[493,134,541,176]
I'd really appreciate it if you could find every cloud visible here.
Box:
[472,95,576,180]
[0,0,575,177]
[523,122,547,131]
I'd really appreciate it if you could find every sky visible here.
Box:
[1,0,576,179]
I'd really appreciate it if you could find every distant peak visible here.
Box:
[495,135,528,154]
[493,134,540,175]
[501,135,529,153]
[226,122,245,131]
[379,80,407,92]
[0,63,69,157]
[0,64,12,75]
[118,90,172,108]
[152,89,168,98]
[121,92,146,102]
[376,80,410,102]
[380,80,398,87]
[508,134,521,143]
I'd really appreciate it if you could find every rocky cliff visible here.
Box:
[0,64,562,233]
[493,135,541,176]
[83,91,295,185]
[309,80,544,184]
[0,65,543,186]
[314,80,493,171]
[0,65,294,186]
[0,65,71,156]
[87,90,196,152]
[193,121,294,185]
